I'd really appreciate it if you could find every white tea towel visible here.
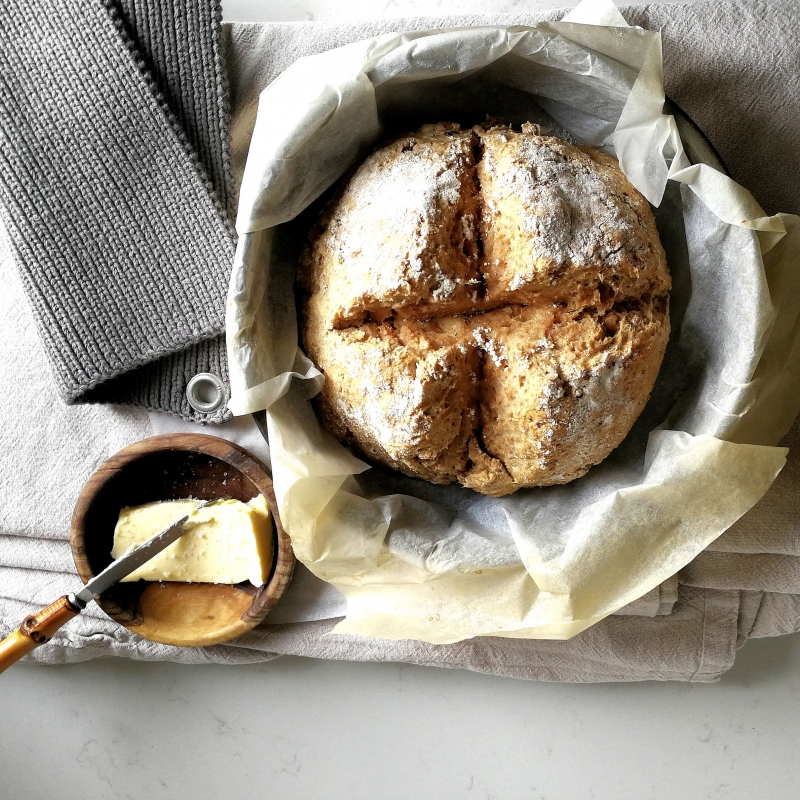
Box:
[1,0,799,680]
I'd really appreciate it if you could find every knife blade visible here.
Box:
[70,496,228,608]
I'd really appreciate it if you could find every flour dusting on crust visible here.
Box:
[299,123,671,496]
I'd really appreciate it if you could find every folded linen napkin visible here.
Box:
[0,1,799,681]
[0,206,796,683]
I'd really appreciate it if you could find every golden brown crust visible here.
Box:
[299,123,671,496]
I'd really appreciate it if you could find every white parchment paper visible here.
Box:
[225,0,800,643]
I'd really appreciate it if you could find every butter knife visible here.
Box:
[0,497,227,674]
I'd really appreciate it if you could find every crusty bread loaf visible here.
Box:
[299,122,670,496]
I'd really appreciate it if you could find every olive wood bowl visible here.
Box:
[70,433,294,647]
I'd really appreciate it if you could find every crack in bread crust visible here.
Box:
[299,122,671,496]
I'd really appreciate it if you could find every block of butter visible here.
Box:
[111,496,273,586]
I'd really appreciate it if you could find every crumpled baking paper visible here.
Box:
[225,0,800,643]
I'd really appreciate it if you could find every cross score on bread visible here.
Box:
[299,123,671,497]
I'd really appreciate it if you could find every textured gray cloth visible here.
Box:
[627,3,800,218]
[0,1,799,682]
[115,0,234,216]
[224,3,800,219]
[0,0,235,422]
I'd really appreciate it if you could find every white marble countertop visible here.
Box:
[4,635,800,798]
[3,2,800,798]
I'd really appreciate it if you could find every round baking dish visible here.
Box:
[70,433,294,647]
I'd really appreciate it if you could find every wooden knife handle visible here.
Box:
[0,596,80,674]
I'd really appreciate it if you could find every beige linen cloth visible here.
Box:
[1,1,798,681]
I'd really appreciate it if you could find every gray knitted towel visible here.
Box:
[0,0,234,423]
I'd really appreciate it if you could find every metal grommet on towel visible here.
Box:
[186,372,226,414]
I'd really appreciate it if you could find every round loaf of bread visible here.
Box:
[299,122,671,496]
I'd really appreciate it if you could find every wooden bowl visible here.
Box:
[70,433,294,647]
